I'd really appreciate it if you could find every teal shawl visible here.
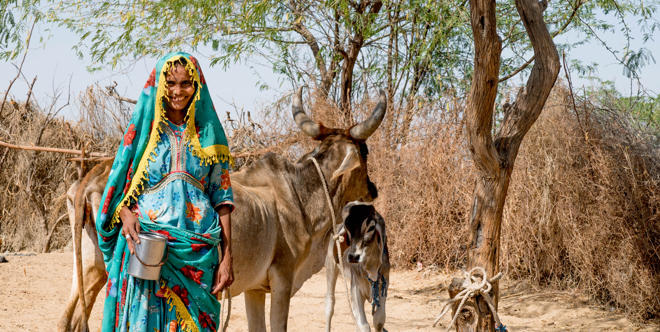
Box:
[96,52,231,332]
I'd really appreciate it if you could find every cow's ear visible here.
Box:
[332,146,361,180]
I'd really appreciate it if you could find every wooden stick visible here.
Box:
[0,140,108,157]
[67,156,114,162]
[107,83,137,104]
[79,142,90,180]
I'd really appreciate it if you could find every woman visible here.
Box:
[96,52,234,332]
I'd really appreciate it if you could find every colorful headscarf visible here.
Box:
[97,51,232,244]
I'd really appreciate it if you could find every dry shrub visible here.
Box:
[367,100,474,271]
[363,85,660,320]
[503,87,660,319]
[0,85,128,253]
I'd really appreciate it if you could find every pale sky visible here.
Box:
[0,26,283,120]
[1,14,658,121]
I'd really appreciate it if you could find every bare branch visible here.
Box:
[498,0,583,82]
[498,56,535,83]
[1,20,35,119]
[106,83,137,104]
[495,0,561,162]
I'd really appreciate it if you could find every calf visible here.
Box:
[325,202,390,332]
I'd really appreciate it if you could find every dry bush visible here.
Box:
[364,85,660,320]
[0,85,129,253]
[367,99,474,271]
[503,87,660,320]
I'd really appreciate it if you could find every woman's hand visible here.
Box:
[120,205,141,254]
[212,253,234,297]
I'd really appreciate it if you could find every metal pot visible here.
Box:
[127,232,169,281]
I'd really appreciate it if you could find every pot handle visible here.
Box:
[134,245,169,267]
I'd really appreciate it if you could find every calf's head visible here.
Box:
[293,87,383,204]
[338,202,386,278]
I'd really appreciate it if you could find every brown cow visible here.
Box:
[59,87,386,332]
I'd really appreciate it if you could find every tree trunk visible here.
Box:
[449,0,560,330]
[337,0,383,124]
[340,46,360,124]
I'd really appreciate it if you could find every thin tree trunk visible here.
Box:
[340,47,360,123]
[338,1,383,123]
[449,0,560,330]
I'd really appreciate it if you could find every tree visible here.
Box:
[446,0,560,330]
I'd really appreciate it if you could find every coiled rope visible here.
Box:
[433,267,506,332]
[310,157,359,326]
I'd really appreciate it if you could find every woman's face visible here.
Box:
[165,64,195,112]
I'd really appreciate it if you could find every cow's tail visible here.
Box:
[73,171,91,332]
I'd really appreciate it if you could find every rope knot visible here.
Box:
[433,267,504,332]
[332,233,345,242]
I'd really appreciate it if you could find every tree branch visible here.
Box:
[495,0,561,162]
[290,2,332,95]
[498,0,583,83]
[0,20,35,119]
[106,83,137,104]
[498,55,535,83]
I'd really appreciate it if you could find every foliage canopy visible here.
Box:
[1,0,658,123]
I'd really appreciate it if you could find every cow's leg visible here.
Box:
[70,225,107,331]
[58,182,82,332]
[73,192,107,330]
[269,269,293,332]
[325,258,339,332]
[245,290,267,332]
[372,294,386,332]
[59,190,107,332]
[352,278,371,332]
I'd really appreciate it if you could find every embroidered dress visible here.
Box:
[97,52,233,332]
[133,119,233,231]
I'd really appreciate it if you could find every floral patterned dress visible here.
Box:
[107,119,233,332]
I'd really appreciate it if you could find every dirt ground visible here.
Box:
[0,252,658,332]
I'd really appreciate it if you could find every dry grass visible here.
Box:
[1,83,659,320]
[502,88,660,320]
[0,85,127,252]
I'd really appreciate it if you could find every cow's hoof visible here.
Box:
[0,255,7,263]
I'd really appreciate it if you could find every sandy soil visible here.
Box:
[0,252,657,332]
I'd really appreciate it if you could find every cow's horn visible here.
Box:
[292,87,321,138]
[349,90,387,140]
